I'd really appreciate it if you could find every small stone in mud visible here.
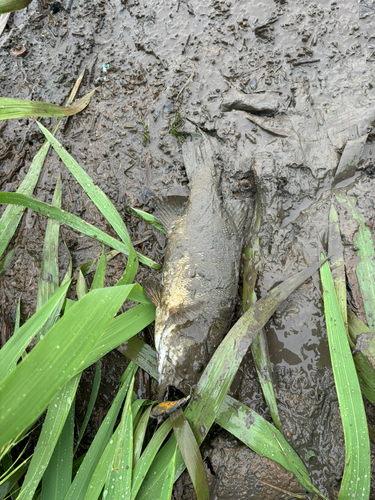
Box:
[50,1,62,14]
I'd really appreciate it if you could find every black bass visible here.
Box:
[152,132,248,399]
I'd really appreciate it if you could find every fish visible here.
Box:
[149,132,249,400]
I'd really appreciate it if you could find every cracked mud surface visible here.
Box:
[1,0,375,498]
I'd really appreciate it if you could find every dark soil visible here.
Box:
[1,0,375,498]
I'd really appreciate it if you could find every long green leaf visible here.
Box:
[39,394,75,500]
[0,0,32,14]
[130,208,166,235]
[133,405,153,466]
[0,280,70,380]
[0,286,134,449]
[105,375,135,500]
[82,302,156,372]
[74,361,101,454]
[348,310,375,404]
[91,248,106,290]
[64,362,137,500]
[335,192,375,332]
[0,71,85,259]
[0,192,160,269]
[320,257,370,499]
[243,192,281,430]
[37,122,140,282]
[159,449,176,500]
[170,410,209,500]
[0,91,95,120]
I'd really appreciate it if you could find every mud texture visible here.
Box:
[1,0,375,498]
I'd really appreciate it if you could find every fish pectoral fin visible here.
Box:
[154,195,188,235]
[142,278,163,306]
[169,301,204,325]
[224,198,250,235]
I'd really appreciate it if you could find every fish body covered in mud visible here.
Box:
[150,133,248,399]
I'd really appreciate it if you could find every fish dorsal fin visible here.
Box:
[224,198,251,235]
[154,196,188,235]
[142,278,163,307]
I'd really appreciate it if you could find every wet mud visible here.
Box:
[1,0,375,498]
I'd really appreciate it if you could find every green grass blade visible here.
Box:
[39,397,75,500]
[64,362,137,500]
[91,248,106,290]
[82,302,156,372]
[0,285,134,449]
[74,361,101,455]
[17,375,80,500]
[170,410,209,500]
[37,122,140,282]
[0,245,18,279]
[328,201,349,338]
[159,449,176,500]
[76,269,88,300]
[80,250,119,276]
[215,396,315,494]
[0,192,160,270]
[105,375,135,500]
[36,175,61,311]
[0,0,32,15]
[133,405,153,466]
[83,428,119,500]
[0,72,85,259]
[130,208,166,235]
[0,280,70,380]
[335,192,375,332]
[130,419,172,500]
[320,256,370,499]
[0,92,95,120]
[36,176,62,343]
[243,193,281,430]
[348,310,375,404]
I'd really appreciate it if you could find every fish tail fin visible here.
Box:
[182,132,217,182]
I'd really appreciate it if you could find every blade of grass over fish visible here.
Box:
[133,405,153,465]
[0,71,85,259]
[243,193,281,430]
[0,280,70,380]
[74,361,101,455]
[0,192,160,269]
[170,410,209,500]
[0,0,31,13]
[80,250,119,276]
[82,302,155,371]
[17,375,80,500]
[136,260,327,499]
[319,256,370,499]
[335,192,375,331]
[348,310,375,404]
[76,269,88,300]
[130,419,173,500]
[130,208,167,235]
[0,91,95,120]
[328,200,349,339]
[39,397,75,500]
[105,375,135,500]
[36,176,61,341]
[0,285,134,449]
[159,449,176,500]
[37,122,140,282]
[64,362,137,500]
[90,247,106,290]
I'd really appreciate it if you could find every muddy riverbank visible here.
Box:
[1,0,375,498]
